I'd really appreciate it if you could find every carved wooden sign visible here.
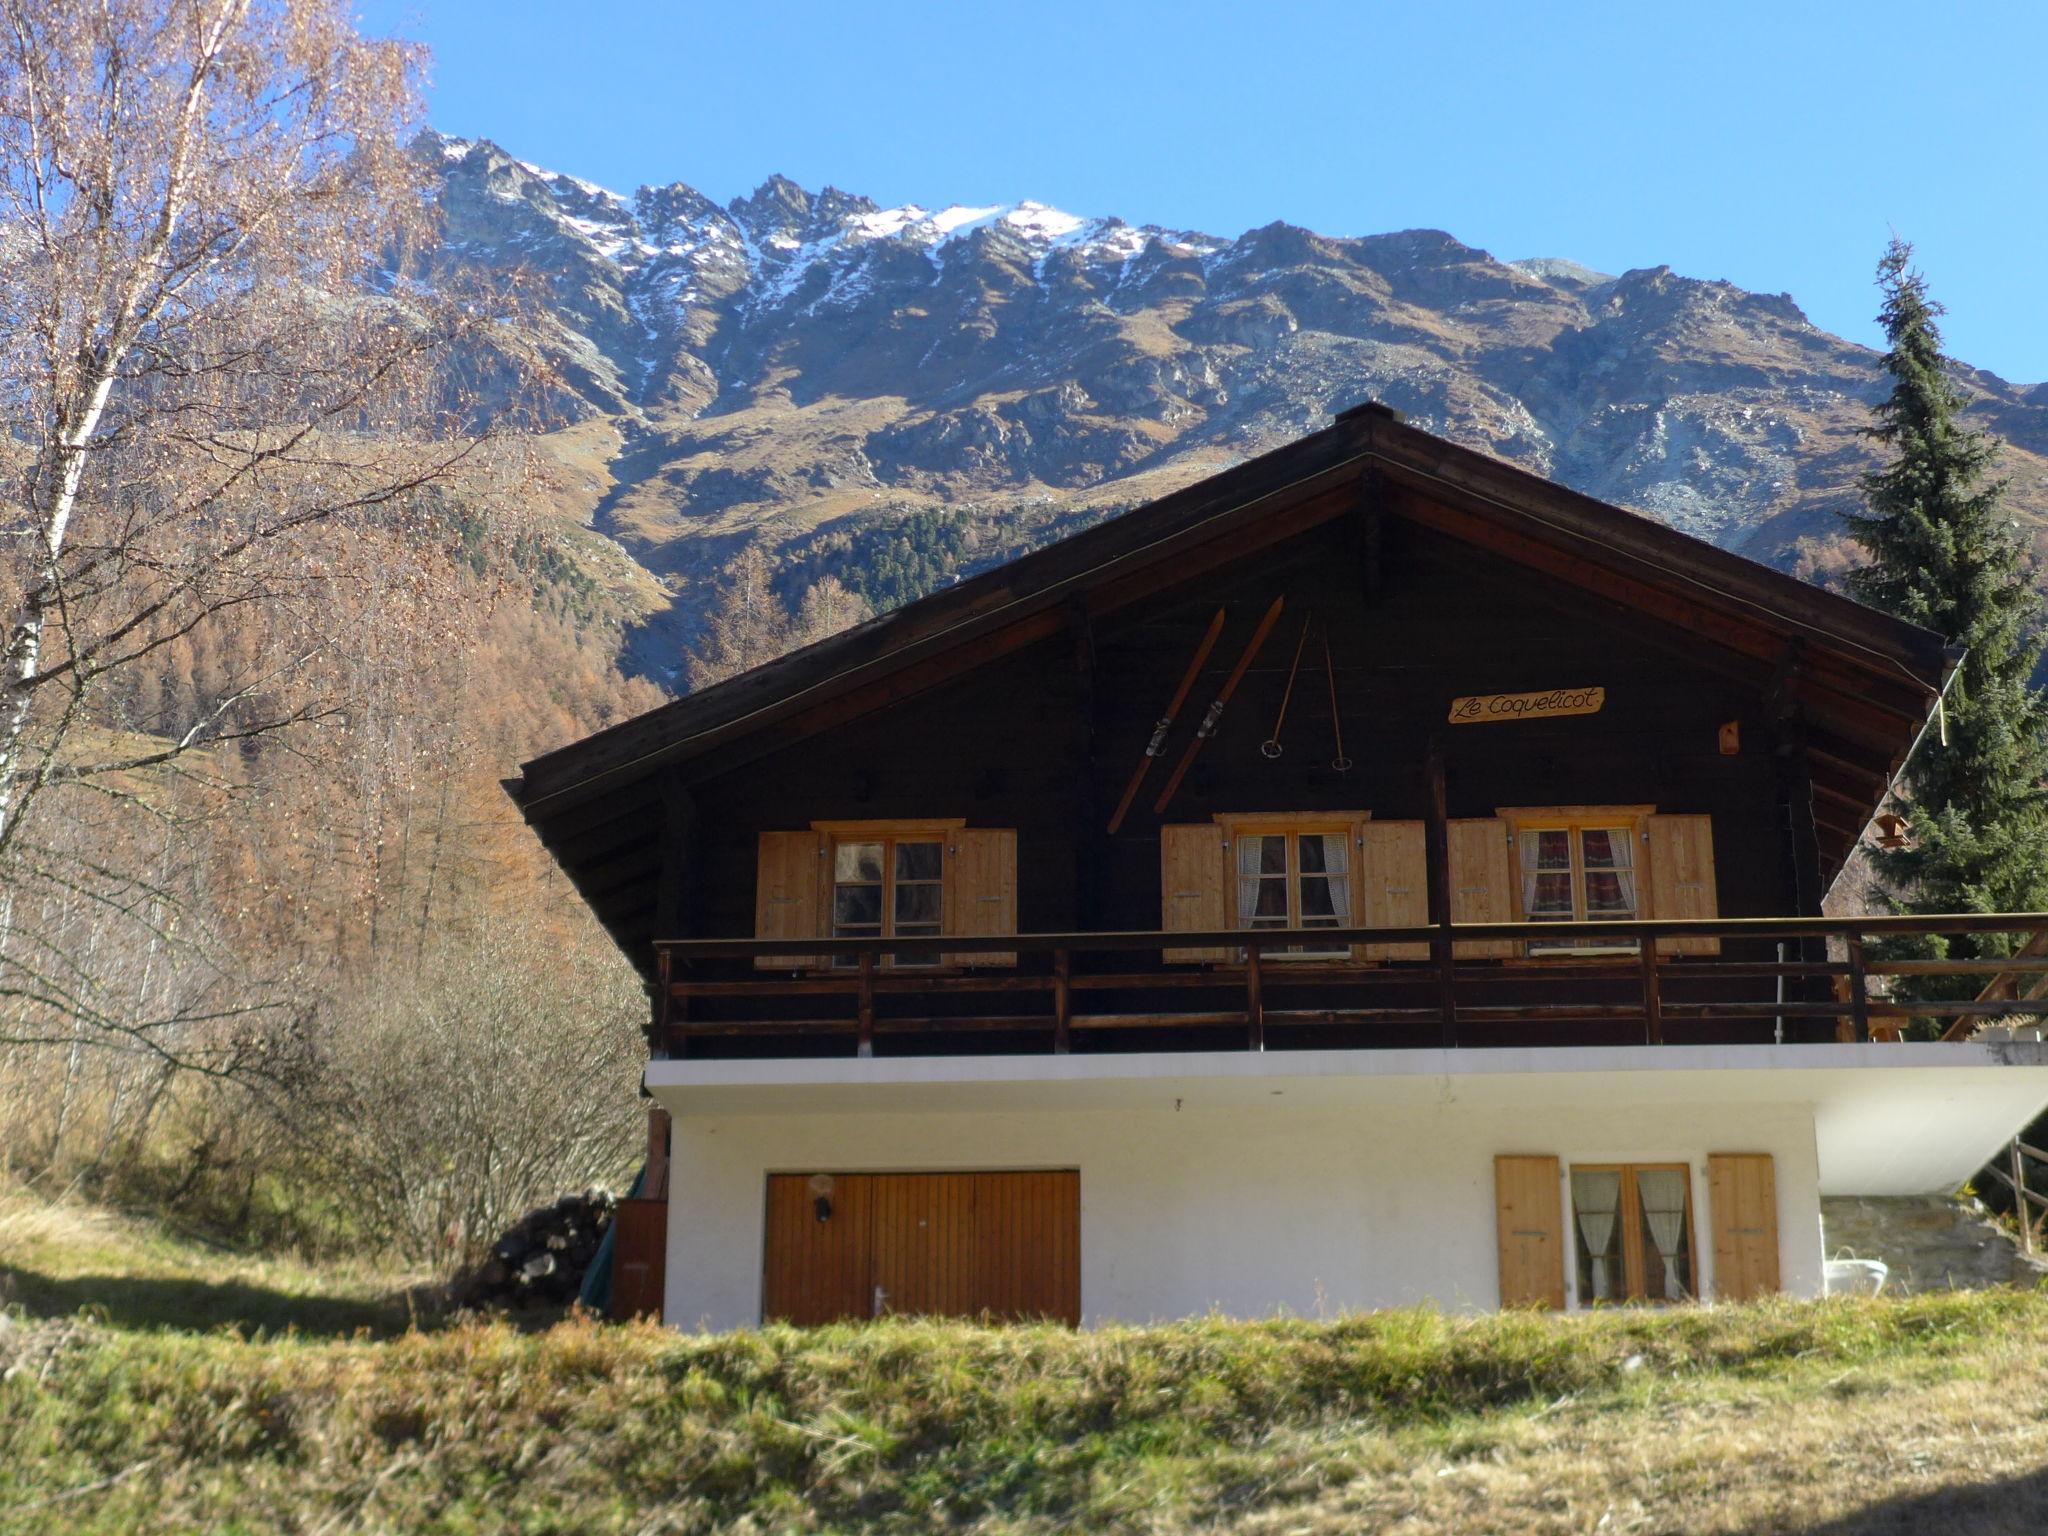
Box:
[1448,686,1605,725]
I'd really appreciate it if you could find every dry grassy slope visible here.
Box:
[6,1281,2048,1529]
[520,419,672,627]
[422,137,2048,682]
[6,1199,2048,1532]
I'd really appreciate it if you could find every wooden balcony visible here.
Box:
[653,913,2048,1059]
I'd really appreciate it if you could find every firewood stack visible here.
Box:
[451,1187,617,1310]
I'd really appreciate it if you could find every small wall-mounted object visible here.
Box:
[1872,811,1913,850]
[808,1172,836,1223]
[1718,721,1740,756]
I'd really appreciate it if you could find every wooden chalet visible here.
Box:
[511,403,2048,1328]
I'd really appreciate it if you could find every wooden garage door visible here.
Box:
[762,1172,874,1326]
[763,1171,1079,1325]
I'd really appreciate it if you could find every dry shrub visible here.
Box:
[289,912,646,1268]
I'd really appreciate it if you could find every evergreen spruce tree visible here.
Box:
[1844,239,2048,928]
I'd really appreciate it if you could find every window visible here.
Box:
[754,822,1017,971]
[830,835,945,966]
[1223,818,1358,960]
[1571,1164,1695,1305]
[1502,807,1649,955]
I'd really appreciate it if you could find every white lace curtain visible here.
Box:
[1519,830,1564,919]
[1589,828,1638,916]
[1237,835,1276,928]
[1308,834,1351,924]
[1635,1169,1689,1297]
[1571,1169,1622,1301]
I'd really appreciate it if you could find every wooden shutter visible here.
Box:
[1358,820,1429,961]
[754,830,823,970]
[1161,823,1228,963]
[945,828,1017,966]
[1647,814,1721,956]
[1450,818,1516,959]
[1494,1154,1565,1309]
[1708,1153,1780,1301]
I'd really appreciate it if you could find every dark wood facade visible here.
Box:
[689,515,1785,933]
[510,405,1963,1060]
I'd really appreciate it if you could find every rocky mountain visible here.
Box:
[423,133,2048,682]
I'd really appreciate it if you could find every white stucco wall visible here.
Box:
[661,1095,1823,1330]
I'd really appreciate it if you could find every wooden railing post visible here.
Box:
[1436,928,1458,1048]
[1052,948,1072,1055]
[857,951,876,1058]
[1639,939,1663,1045]
[656,948,678,1058]
[1845,936,1870,1043]
[1424,733,1457,1048]
[1245,942,1265,1051]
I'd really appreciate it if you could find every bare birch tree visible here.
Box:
[0,0,507,1073]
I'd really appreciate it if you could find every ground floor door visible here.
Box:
[763,1170,1079,1325]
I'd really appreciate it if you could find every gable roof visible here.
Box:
[510,403,1957,958]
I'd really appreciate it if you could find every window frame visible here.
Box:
[1498,805,1654,959]
[1569,1160,1698,1307]
[1213,812,1369,964]
[813,819,965,970]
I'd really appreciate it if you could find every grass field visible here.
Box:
[4,1196,2048,1534]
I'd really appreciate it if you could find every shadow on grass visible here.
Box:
[0,1264,424,1339]
[1793,1464,2048,1535]
[0,1264,590,1339]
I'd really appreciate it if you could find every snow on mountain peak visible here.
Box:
[840,200,1090,249]
[1004,202,1089,240]
[425,135,1233,332]
[517,159,627,207]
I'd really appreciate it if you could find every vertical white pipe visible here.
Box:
[1775,942,1786,1045]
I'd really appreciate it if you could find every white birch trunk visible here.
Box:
[0,0,248,851]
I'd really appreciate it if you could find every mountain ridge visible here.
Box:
[424,132,2048,683]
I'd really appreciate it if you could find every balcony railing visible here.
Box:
[652,913,2048,1058]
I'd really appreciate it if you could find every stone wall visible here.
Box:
[1821,1195,2048,1294]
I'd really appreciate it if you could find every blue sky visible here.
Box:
[362,1,2048,383]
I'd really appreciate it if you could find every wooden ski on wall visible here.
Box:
[1151,594,1287,817]
[1105,606,1226,835]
